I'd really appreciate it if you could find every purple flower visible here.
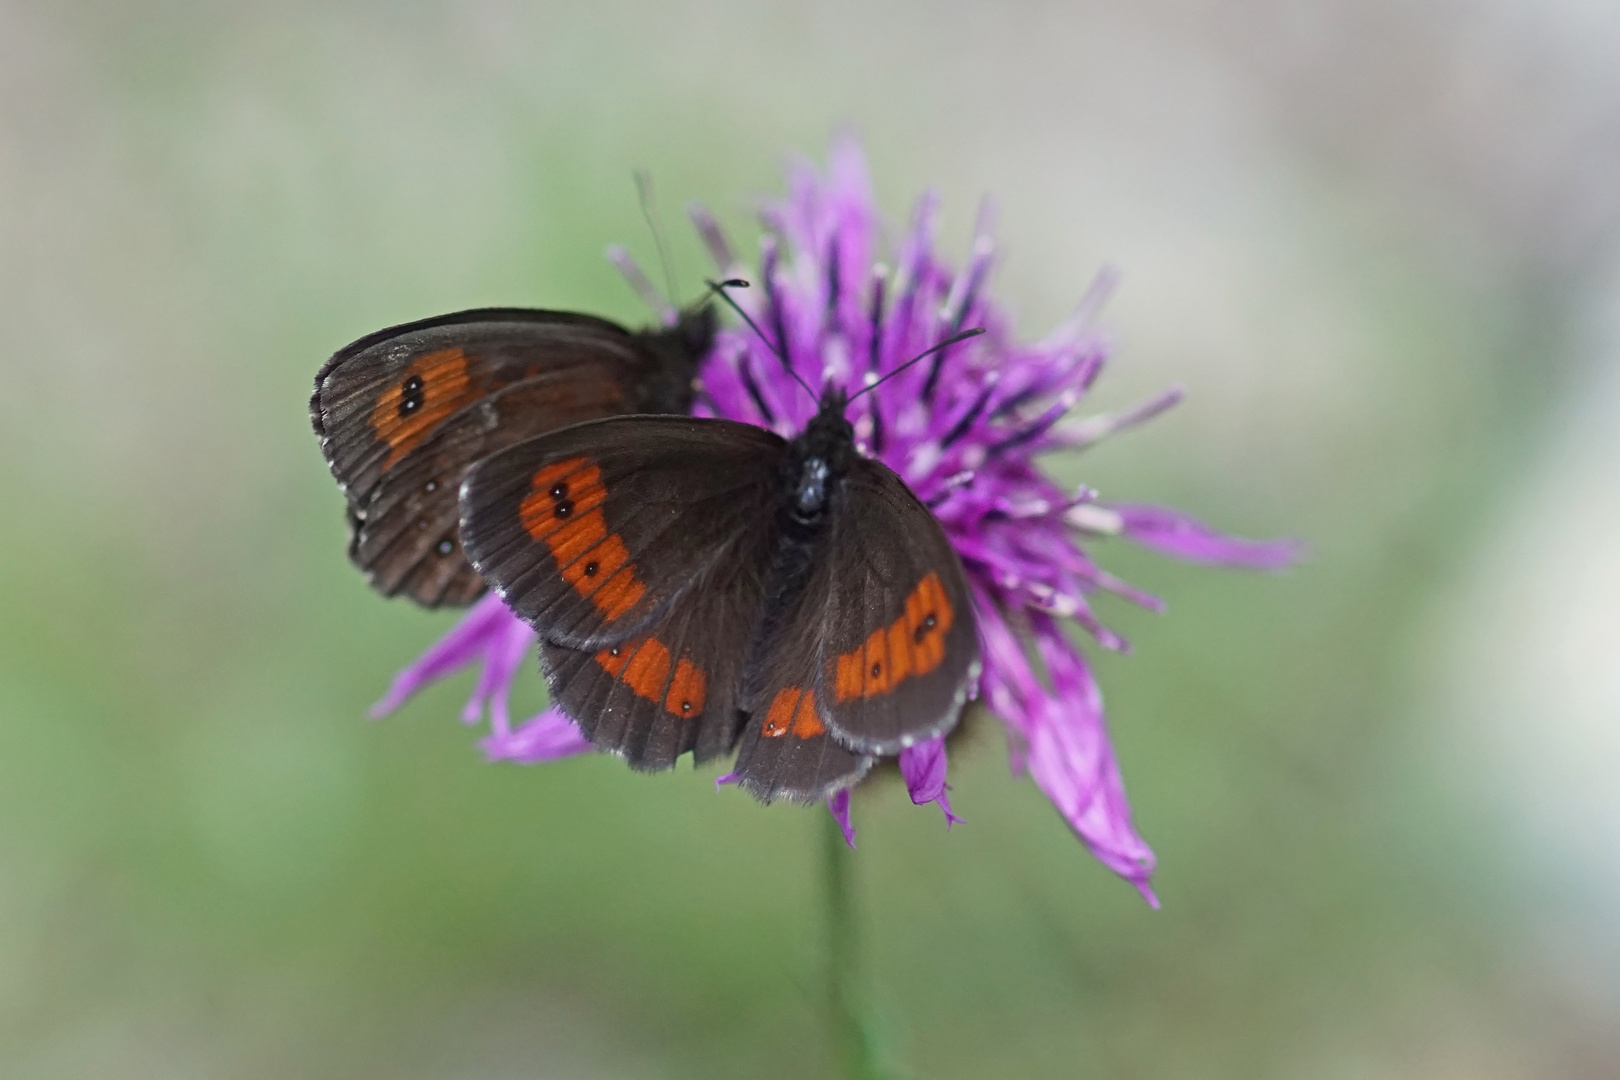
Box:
[372,137,1299,904]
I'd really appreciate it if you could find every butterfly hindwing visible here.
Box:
[727,521,875,803]
[811,458,980,755]
[312,306,713,606]
[459,416,786,651]
[729,631,874,803]
[537,519,775,769]
[346,372,647,606]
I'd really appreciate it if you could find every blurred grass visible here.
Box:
[1,2,1612,1078]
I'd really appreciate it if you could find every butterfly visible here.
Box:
[311,304,716,607]
[456,284,984,802]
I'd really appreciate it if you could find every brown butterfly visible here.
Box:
[456,294,982,802]
[311,305,715,607]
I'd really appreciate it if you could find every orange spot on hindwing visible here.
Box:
[519,457,646,621]
[368,348,473,466]
[665,659,707,717]
[833,572,955,703]
[761,687,824,738]
[592,637,707,718]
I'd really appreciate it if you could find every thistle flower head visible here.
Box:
[372,136,1299,905]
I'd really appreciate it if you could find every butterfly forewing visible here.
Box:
[315,309,656,505]
[810,459,980,756]
[312,306,712,606]
[459,416,785,651]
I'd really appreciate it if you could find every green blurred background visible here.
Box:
[4,2,1619,1076]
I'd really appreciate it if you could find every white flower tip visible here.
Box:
[862,370,879,387]
[872,262,890,279]
[1065,503,1124,535]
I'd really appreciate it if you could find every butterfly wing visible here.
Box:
[728,453,978,801]
[811,458,979,755]
[459,415,785,650]
[312,306,713,606]
[728,605,875,803]
[344,370,655,607]
[536,521,775,769]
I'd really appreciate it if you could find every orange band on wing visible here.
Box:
[519,457,646,621]
[833,572,955,703]
[593,637,707,717]
[664,658,708,717]
[761,687,824,738]
[368,348,474,467]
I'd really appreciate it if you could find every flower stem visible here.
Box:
[822,809,884,1079]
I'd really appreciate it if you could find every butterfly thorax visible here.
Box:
[780,388,857,527]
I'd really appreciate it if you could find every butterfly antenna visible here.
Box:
[704,279,817,403]
[848,327,986,403]
[635,170,682,306]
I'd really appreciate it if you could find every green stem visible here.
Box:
[822,809,875,1080]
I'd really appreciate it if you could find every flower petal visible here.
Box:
[461,613,539,732]
[481,706,591,764]
[370,593,519,718]
[899,737,964,827]
[1107,503,1304,570]
[827,788,857,847]
[1026,612,1159,906]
